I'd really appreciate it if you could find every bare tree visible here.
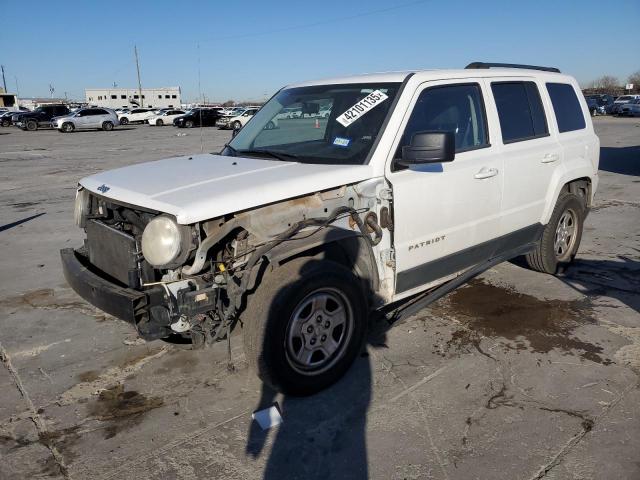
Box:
[591,75,620,92]
[222,100,236,107]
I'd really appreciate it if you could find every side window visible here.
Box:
[95,109,109,115]
[396,83,488,158]
[546,83,586,133]
[491,81,548,143]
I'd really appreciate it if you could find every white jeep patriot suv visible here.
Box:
[61,62,599,395]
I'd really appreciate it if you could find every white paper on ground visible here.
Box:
[251,403,283,430]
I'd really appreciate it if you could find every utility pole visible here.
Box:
[1,65,7,93]
[14,76,19,97]
[134,45,143,107]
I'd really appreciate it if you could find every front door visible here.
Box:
[387,80,502,296]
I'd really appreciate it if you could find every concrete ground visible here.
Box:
[0,117,638,480]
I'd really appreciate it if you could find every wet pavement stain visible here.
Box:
[0,288,90,312]
[77,370,100,382]
[434,280,612,364]
[87,385,163,439]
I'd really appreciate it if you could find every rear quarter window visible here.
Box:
[546,83,586,133]
[491,81,548,144]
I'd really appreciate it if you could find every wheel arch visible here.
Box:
[265,228,380,306]
[541,172,595,225]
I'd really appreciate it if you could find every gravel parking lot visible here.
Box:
[1,118,639,480]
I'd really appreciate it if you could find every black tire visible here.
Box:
[242,258,367,396]
[102,121,114,131]
[232,121,242,131]
[185,120,194,128]
[265,121,275,130]
[120,117,129,125]
[524,192,586,274]
[1,120,9,127]
[61,122,74,133]
[156,119,164,126]
[26,120,38,131]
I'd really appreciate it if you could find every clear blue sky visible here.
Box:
[1,0,638,102]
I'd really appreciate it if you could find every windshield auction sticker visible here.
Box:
[336,90,389,127]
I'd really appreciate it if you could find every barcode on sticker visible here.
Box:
[336,90,389,127]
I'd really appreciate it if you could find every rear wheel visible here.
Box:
[102,121,114,131]
[26,120,38,131]
[120,117,129,125]
[156,119,164,126]
[1,119,9,127]
[242,258,367,396]
[524,192,585,274]
[265,120,275,130]
[61,122,74,133]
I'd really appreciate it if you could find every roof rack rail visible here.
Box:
[465,62,561,73]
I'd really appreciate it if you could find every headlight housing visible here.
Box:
[74,188,90,227]
[141,216,183,267]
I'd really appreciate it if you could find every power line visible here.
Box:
[202,0,431,43]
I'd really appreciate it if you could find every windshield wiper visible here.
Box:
[237,149,299,162]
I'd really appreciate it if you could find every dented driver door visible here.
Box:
[387,79,503,297]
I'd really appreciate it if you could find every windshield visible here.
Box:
[227,82,400,165]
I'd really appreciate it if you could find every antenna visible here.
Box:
[134,45,143,107]
[1,65,6,93]
[14,76,19,97]
[197,42,204,154]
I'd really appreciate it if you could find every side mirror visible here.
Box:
[398,131,455,166]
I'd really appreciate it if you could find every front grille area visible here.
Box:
[85,220,139,287]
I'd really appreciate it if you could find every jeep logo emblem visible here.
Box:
[97,184,110,193]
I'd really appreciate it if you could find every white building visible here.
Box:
[85,87,181,109]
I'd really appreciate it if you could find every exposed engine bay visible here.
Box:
[72,178,391,348]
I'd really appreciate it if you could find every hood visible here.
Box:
[80,153,374,224]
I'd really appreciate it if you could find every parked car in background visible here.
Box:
[15,104,70,131]
[1,110,20,127]
[217,108,259,130]
[52,108,119,132]
[148,109,186,126]
[586,98,604,116]
[611,95,640,115]
[621,98,640,117]
[173,108,222,128]
[118,108,154,125]
[585,94,614,114]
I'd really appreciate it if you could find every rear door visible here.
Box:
[485,78,561,239]
[388,80,502,296]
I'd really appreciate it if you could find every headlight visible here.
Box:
[141,216,182,267]
[74,188,90,227]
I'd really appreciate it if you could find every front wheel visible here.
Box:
[61,122,74,133]
[26,120,38,131]
[1,120,9,127]
[242,258,367,396]
[524,192,585,274]
[119,117,129,125]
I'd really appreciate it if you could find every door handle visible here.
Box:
[474,167,499,179]
[542,153,559,163]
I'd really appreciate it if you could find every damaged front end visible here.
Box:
[61,179,390,347]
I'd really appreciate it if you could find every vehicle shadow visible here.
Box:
[245,237,388,479]
[559,256,640,314]
[599,146,640,176]
[0,212,46,233]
